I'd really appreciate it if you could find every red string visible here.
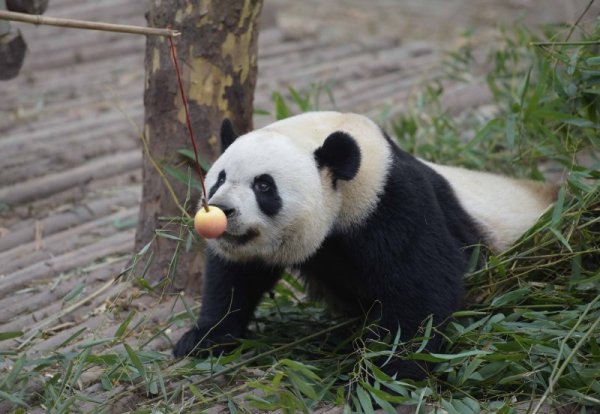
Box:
[168,35,209,211]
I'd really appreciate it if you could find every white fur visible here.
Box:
[421,161,557,251]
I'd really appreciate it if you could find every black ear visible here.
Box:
[220,118,238,153]
[314,131,361,186]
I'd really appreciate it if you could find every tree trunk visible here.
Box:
[136,0,262,294]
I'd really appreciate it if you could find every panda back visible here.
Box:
[421,161,558,251]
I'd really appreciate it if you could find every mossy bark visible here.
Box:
[136,0,262,294]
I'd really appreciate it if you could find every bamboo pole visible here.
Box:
[0,10,180,37]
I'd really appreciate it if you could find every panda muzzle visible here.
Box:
[220,228,259,245]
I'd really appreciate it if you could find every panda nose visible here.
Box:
[212,204,237,219]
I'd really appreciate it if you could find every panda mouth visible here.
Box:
[220,229,259,245]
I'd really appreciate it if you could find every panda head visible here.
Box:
[203,118,362,265]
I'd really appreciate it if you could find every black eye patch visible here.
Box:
[208,170,226,198]
[252,174,282,217]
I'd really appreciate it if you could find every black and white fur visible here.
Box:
[173,112,557,379]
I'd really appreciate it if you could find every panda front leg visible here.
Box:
[173,250,283,358]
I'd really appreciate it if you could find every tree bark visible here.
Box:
[137,0,262,294]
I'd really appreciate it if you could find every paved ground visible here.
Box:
[267,0,596,42]
[0,0,597,411]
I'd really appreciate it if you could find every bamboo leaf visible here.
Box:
[124,343,146,381]
[115,310,136,339]
[356,385,375,414]
[0,331,23,341]
[0,390,28,408]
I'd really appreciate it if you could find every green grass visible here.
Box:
[1,20,599,414]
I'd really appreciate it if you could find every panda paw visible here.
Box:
[173,327,239,358]
[379,358,431,382]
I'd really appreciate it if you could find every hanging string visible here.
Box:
[168,34,210,212]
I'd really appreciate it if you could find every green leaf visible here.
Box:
[177,148,211,171]
[124,343,146,380]
[451,310,489,317]
[562,118,597,128]
[57,327,87,349]
[279,359,320,381]
[440,398,462,414]
[0,331,23,341]
[356,385,375,414]
[164,165,201,191]
[550,187,566,227]
[135,277,153,291]
[254,108,271,116]
[69,347,92,391]
[286,370,318,400]
[518,67,532,112]
[288,87,310,112]
[465,118,500,151]
[154,230,185,242]
[0,390,28,408]
[112,217,138,230]
[227,399,238,414]
[383,327,404,365]
[491,287,530,308]
[1,355,25,388]
[361,382,410,404]
[410,349,492,362]
[414,316,433,354]
[137,240,153,256]
[62,282,85,304]
[457,358,484,385]
[430,349,493,360]
[462,397,481,413]
[550,227,573,252]
[100,375,113,391]
[505,113,517,148]
[115,310,136,339]
[272,91,290,120]
[585,56,600,65]
[451,399,477,414]
[148,379,159,395]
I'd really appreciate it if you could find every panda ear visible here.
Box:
[314,131,361,185]
[220,118,238,153]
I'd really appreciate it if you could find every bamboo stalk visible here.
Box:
[0,10,180,37]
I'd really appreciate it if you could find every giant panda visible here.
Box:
[173,111,557,380]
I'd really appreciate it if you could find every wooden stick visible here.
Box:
[0,10,180,37]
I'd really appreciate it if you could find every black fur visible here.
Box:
[208,170,226,199]
[220,119,238,153]
[252,174,282,217]
[314,131,361,186]
[174,129,483,381]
